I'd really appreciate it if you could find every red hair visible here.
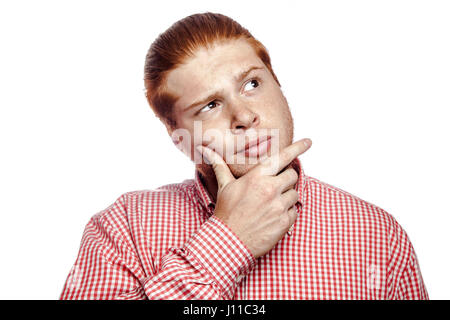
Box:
[144,12,281,128]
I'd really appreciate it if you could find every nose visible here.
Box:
[230,105,260,134]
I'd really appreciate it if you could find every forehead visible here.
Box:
[165,39,264,109]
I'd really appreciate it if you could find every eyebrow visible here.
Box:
[183,65,264,112]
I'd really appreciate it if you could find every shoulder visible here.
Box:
[306,175,409,240]
[123,178,198,205]
[307,176,394,219]
[306,174,415,265]
[90,179,198,230]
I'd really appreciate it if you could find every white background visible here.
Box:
[0,0,448,299]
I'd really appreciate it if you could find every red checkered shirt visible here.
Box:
[60,158,428,299]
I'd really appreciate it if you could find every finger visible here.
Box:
[280,188,300,211]
[286,206,298,228]
[196,145,235,191]
[275,168,299,193]
[256,138,312,176]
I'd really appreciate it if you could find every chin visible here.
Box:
[228,163,259,178]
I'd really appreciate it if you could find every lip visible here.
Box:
[244,136,270,150]
[237,135,272,158]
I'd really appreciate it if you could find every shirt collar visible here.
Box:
[194,157,306,216]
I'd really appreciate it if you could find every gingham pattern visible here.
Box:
[60,158,428,299]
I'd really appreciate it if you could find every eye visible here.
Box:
[243,79,260,92]
[199,100,219,113]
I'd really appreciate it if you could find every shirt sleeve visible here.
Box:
[142,216,256,299]
[60,196,256,300]
[395,245,429,299]
[388,217,429,300]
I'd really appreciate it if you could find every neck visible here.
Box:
[196,164,219,203]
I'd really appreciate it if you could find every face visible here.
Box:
[164,38,294,178]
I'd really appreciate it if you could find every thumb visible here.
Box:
[196,145,235,191]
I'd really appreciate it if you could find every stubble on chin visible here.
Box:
[196,161,258,180]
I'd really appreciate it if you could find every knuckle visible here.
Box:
[289,169,299,181]
[247,176,259,189]
[212,162,221,171]
[272,200,285,214]
[290,190,300,202]
[280,151,291,164]
[261,184,276,198]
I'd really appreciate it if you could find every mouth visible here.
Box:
[237,135,272,158]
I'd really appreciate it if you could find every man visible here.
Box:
[60,12,428,299]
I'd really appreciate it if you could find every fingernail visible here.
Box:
[304,138,312,147]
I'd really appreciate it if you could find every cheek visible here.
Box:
[260,100,290,127]
[257,86,287,115]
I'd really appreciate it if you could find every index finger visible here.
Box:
[253,138,312,176]
[196,145,236,191]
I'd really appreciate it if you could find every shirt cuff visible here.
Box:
[183,215,256,298]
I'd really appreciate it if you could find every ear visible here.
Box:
[161,118,181,146]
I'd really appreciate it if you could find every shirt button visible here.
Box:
[236,274,245,283]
